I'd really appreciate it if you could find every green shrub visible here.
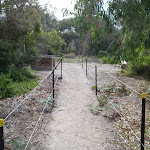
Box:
[0,67,38,99]
[7,66,35,82]
[11,139,31,150]
[109,57,120,64]
[0,72,39,99]
[98,51,108,58]
[101,57,109,64]
[98,95,107,107]
[91,86,96,90]
[64,53,76,58]
[124,55,150,80]
[12,79,39,96]
[0,73,14,99]
[57,52,64,57]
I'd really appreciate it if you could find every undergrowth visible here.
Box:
[98,81,150,149]
[98,95,107,107]
[101,81,130,96]
[11,139,31,150]
[0,66,39,99]
[120,60,150,80]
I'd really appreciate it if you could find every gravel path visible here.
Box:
[40,63,121,150]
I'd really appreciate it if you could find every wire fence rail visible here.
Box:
[24,77,59,150]
[0,58,63,150]
[81,56,149,150]
[0,56,149,149]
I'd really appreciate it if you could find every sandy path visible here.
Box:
[40,63,120,150]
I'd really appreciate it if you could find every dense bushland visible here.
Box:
[0,67,38,99]
[0,0,149,99]
[0,0,64,98]
[72,0,150,79]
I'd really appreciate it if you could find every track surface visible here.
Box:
[40,63,120,150]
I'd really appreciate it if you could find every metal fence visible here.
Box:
[0,58,63,150]
[81,56,149,150]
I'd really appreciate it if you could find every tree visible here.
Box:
[74,0,106,55]
[109,0,150,61]
[40,4,57,32]
[48,29,65,54]
[36,30,64,55]
[58,18,80,54]
[0,0,42,69]
[108,0,150,78]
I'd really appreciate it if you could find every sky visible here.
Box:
[39,0,109,20]
[39,0,75,20]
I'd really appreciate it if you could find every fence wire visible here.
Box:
[99,68,150,102]
[24,77,59,150]
[4,59,62,122]
[103,92,147,150]
[4,71,53,122]
[86,57,149,101]
[85,57,148,149]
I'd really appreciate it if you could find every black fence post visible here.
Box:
[95,64,97,96]
[53,68,55,101]
[82,56,83,68]
[141,93,146,150]
[0,119,4,150]
[61,58,62,79]
[86,56,87,76]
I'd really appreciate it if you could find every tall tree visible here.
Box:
[0,0,41,68]
[74,0,105,55]
[58,18,79,54]
[109,0,150,61]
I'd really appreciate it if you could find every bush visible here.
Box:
[123,55,150,80]
[101,57,109,64]
[98,51,108,58]
[100,56,120,64]
[11,139,29,150]
[0,73,14,99]
[57,52,64,57]
[7,66,35,82]
[109,57,120,64]
[64,53,76,58]
[0,67,38,99]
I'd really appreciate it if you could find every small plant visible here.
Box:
[40,97,53,106]
[101,81,115,95]
[146,85,150,99]
[88,104,101,115]
[98,95,107,107]
[91,86,96,90]
[11,139,30,150]
[57,52,64,57]
[101,81,130,96]
[101,56,109,64]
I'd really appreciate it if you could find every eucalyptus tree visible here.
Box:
[109,0,150,62]
[0,0,41,69]
[74,0,106,55]
[109,0,150,78]
[58,18,80,54]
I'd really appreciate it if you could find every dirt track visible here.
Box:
[38,63,121,150]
